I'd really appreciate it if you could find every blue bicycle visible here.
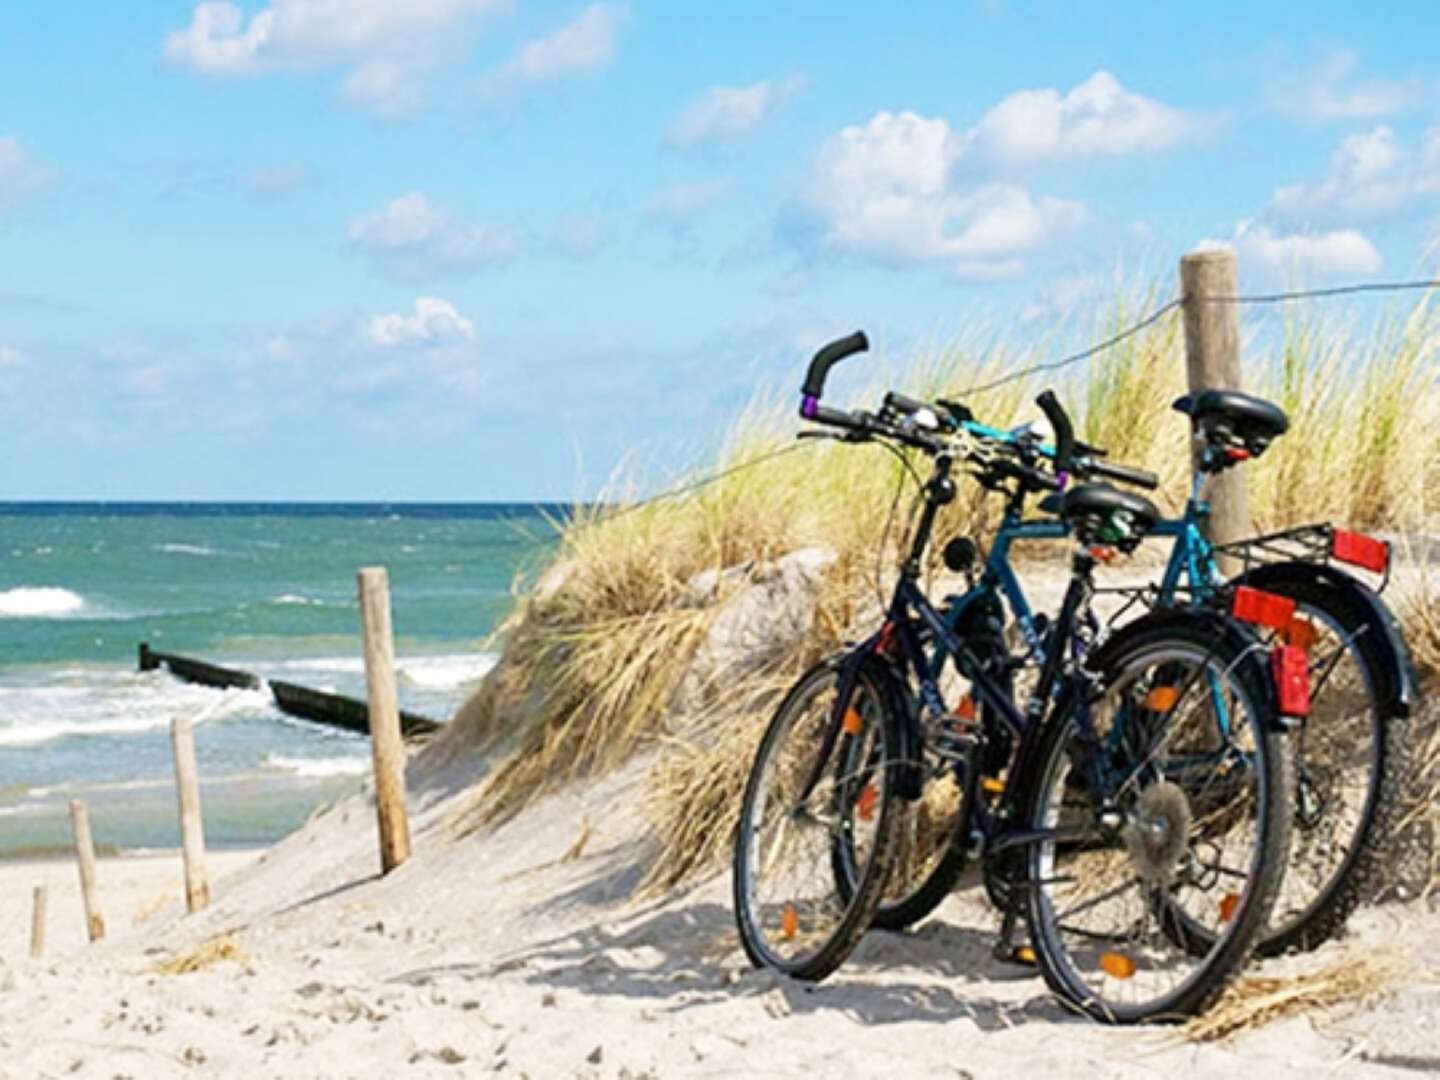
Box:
[732,332,1296,1022]
[841,360,1418,957]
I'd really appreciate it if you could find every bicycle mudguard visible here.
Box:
[850,650,924,800]
[1232,561,1421,720]
[1085,606,1291,733]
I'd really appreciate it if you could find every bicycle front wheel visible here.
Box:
[732,660,905,981]
[1024,621,1294,1023]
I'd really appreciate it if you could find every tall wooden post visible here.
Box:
[358,567,411,874]
[170,715,211,913]
[68,800,105,942]
[1180,249,1249,565]
[30,884,47,959]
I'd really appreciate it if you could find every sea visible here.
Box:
[0,503,561,858]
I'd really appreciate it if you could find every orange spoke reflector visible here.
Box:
[1099,952,1136,979]
[1219,892,1241,923]
[781,903,798,940]
[1143,686,1180,712]
[842,708,864,735]
[1283,617,1319,653]
[856,784,878,821]
[956,695,978,721]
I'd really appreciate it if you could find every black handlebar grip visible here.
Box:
[801,331,869,402]
[883,390,928,417]
[1091,459,1160,491]
[1035,390,1075,472]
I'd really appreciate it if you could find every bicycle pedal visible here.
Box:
[931,717,981,761]
[996,943,1038,968]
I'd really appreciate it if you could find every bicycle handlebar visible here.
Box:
[1034,391,1075,473]
[1082,458,1160,491]
[800,330,869,415]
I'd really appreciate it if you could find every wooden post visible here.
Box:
[357,567,411,873]
[30,884,47,959]
[68,800,105,942]
[170,715,211,913]
[1180,249,1249,565]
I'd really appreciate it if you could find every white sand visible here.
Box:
[1,756,1437,1079]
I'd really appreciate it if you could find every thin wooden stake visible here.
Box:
[358,566,411,874]
[30,884,47,959]
[68,800,105,942]
[1180,248,1250,570]
[170,715,211,913]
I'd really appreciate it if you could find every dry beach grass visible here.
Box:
[437,289,1440,896]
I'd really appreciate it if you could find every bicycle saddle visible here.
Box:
[1039,483,1160,551]
[1173,389,1289,444]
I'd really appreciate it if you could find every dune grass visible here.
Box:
[436,288,1440,887]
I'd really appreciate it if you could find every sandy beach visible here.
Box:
[1,756,1436,1079]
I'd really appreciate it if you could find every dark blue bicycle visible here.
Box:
[732,332,1297,1023]
[855,381,1418,957]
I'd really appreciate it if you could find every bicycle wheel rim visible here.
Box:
[1267,601,1382,942]
[735,668,894,973]
[1027,639,1279,1021]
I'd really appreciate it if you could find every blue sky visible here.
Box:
[1,1,1437,500]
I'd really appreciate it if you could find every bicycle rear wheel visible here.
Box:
[732,660,905,981]
[1253,582,1410,956]
[1023,621,1293,1022]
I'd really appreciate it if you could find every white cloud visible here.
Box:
[342,60,425,117]
[1275,51,1421,120]
[1271,125,1440,222]
[164,0,504,115]
[1202,220,1383,278]
[367,297,476,347]
[0,137,52,214]
[0,345,27,368]
[646,179,730,226]
[550,212,608,259]
[487,3,626,93]
[966,71,1207,166]
[347,191,520,281]
[165,0,503,73]
[802,110,1084,276]
[666,75,803,147]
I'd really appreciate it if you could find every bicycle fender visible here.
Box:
[1233,561,1421,720]
[857,652,924,801]
[1088,606,1290,733]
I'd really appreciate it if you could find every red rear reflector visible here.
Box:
[1271,644,1311,717]
[1332,530,1389,574]
[1231,586,1297,630]
[1225,447,1252,462]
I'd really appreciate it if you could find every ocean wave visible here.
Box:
[155,542,219,556]
[399,654,497,690]
[271,593,325,606]
[0,586,86,618]
[0,685,270,747]
[262,753,370,779]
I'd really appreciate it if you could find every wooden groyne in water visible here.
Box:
[138,643,441,739]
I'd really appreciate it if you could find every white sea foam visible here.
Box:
[271,593,323,606]
[399,654,497,690]
[0,683,270,747]
[263,754,370,779]
[0,586,86,618]
[156,542,219,556]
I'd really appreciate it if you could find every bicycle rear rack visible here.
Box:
[1214,522,1393,593]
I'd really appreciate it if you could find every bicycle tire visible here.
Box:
[732,660,906,981]
[1022,620,1294,1023]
